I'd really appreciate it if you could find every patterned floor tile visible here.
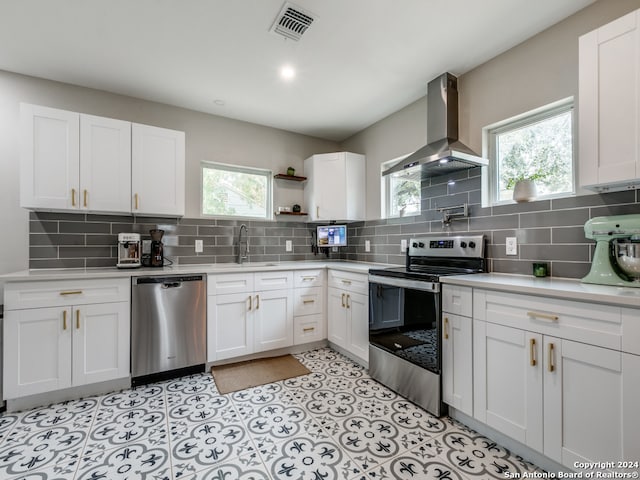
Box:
[230,382,298,409]
[167,391,235,439]
[5,461,79,480]
[180,451,268,480]
[0,414,23,446]
[164,373,219,397]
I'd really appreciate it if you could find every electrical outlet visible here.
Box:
[401,239,407,253]
[365,240,371,252]
[195,239,203,253]
[506,237,518,256]
[285,240,292,252]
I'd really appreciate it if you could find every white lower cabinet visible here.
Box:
[472,288,640,469]
[327,287,368,364]
[207,272,293,362]
[4,297,130,399]
[293,269,326,345]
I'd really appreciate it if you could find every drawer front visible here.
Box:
[5,278,130,309]
[442,285,472,317]
[474,289,622,350]
[207,273,254,295]
[294,269,325,288]
[328,269,368,295]
[622,307,640,355]
[294,287,323,316]
[294,314,325,345]
[254,271,293,291]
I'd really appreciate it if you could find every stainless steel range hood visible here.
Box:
[383,72,488,178]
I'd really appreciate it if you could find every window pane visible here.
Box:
[383,163,421,218]
[496,109,573,202]
[202,164,269,218]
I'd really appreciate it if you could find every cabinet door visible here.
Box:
[442,313,473,416]
[473,321,543,451]
[544,338,625,467]
[20,104,79,210]
[207,293,253,361]
[80,114,131,213]
[131,123,185,216]
[253,289,293,353]
[308,153,346,220]
[346,291,369,363]
[4,307,72,398]
[72,302,130,386]
[327,287,348,349]
[579,10,640,188]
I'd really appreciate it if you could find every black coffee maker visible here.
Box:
[149,229,165,267]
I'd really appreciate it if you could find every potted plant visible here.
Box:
[505,172,547,203]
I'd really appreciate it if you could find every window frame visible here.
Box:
[485,98,576,206]
[200,161,273,220]
[380,154,422,219]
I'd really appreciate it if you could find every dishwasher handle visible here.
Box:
[134,275,204,285]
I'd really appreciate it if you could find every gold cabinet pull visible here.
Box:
[303,299,315,304]
[548,343,555,372]
[134,193,139,210]
[63,310,67,330]
[444,317,449,340]
[83,189,88,207]
[255,295,260,310]
[248,295,252,311]
[316,206,320,218]
[527,311,559,322]
[303,327,315,333]
[341,293,345,308]
[341,279,352,285]
[346,294,351,309]
[76,309,80,329]
[302,276,316,281]
[71,188,76,207]
[530,338,537,366]
[60,290,83,296]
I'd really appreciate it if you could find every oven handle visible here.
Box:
[368,274,440,293]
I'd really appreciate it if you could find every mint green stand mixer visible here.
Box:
[582,214,640,287]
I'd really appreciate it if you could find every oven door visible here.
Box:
[368,274,441,374]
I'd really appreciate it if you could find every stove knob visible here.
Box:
[460,241,467,248]
[412,242,418,248]
[418,242,425,248]
[469,241,476,249]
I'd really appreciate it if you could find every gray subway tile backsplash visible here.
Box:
[27,179,640,279]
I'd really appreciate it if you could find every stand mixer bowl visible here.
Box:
[615,240,640,281]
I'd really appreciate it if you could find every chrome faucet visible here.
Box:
[237,224,249,264]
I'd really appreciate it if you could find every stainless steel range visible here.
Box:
[368,235,485,416]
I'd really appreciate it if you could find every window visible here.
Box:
[381,155,421,218]
[201,162,272,219]
[487,99,574,204]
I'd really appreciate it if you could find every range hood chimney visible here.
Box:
[383,72,488,178]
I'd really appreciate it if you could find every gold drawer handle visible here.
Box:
[248,295,252,310]
[255,294,260,310]
[346,294,351,309]
[63,310,67,330]
[83,189,88,207]
[548,343,555,372]
[527,311,559,322]
[303,327,315,333]
[530,338,536,366]
[76,309,80,329]
[134,193,139,210]
[60,290,83,296]
[302,276,316,281]
[303,299,315,304]
[444,317,449,340]
[341,280,352,285]
[71,188,76,207]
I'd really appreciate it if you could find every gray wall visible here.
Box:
[0,70,339,290]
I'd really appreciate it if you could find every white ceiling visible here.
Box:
[0,0,595,141]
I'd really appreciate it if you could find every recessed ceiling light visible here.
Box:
[280,65,296,81]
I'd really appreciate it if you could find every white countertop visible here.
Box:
[442,273,640,308]
[0,260,390,282]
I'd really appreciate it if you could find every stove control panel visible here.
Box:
[408,235,485,258]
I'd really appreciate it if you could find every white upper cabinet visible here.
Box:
[80,114,131,212]
[20,104,80,210]
[304,152,365,221]
[131,123,185,217]
[579,9,640,191]
[20,103,185,216]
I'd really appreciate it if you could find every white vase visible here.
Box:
[513,179,537,203]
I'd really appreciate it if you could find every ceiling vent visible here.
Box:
[270,2,316,41]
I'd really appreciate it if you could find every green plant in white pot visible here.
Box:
[506,173,547,203]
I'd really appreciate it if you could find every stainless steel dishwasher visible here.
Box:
[131,274,206,384]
